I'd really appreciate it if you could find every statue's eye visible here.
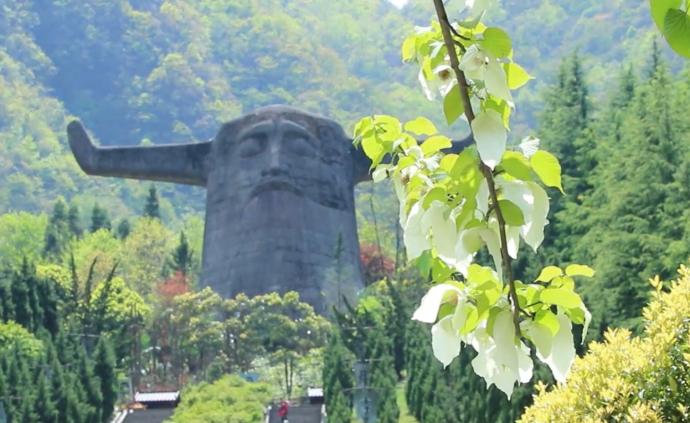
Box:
[286,131,316,157]
[237,134,266,157]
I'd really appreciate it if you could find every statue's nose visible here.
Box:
[262,139,285,176]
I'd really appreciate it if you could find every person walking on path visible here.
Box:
[278,400,289,423]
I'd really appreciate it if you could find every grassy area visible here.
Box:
[397,382,418,423]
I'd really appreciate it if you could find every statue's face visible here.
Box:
[213,110,352,211]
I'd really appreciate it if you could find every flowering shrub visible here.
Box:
[519,265,690,422]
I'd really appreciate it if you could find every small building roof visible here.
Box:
[134,391,180,403]
[307,388,323,398]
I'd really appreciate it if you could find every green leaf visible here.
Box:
[431,257,454,281]
[650,0,682,29]
[421,135,452,156]
[530,150,564,193]
[439,154,458,173]
[443,85,465,125]
[504,62,533,89]
[566,306,585,325]
[484,97,511,129]
[480,27,512,58]
[423,186,447,208]
[498,200,525,226]
[396,155,415,171]
[459,304,479,335]
[405,117,438,136]
[415,251,433,279]
[500,151,532,180]
[664,8,690,58]
[565,264,595,278]
[361,136,384,166]
[402,34,417,62]
[536,266,563,283]
[353,117,373,139]
[534,310,560,336]
[540,288,582,309]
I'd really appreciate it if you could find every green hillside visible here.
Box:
[0,0,675,218]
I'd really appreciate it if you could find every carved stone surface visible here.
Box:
[68,105,371,312]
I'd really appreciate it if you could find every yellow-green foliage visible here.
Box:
[0,321,44,360]
[168,375,272,423]
[520,265,690,423]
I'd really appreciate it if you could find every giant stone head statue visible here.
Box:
[68,106,374,312]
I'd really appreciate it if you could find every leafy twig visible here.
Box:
[432,0,521,336]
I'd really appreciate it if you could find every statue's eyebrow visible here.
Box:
[237,121,274,140]
[280,120,317,148]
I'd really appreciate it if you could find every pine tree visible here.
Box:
[168,231,194,276]
[579,56,689,330]
[116,219,131,239]
[93,337,117,423]
[11,260,33,330]
[67,204,82,238]
[90,204,111,233]
[38,278,60,336]
[78,347,103,416]
[48,344,71,423]
[529,52,595,270]
[364,311,398,423]
[44,199,70,259]
[35,372,58,423]
[323,330,354,421]
[0,274,14,322]
[144,185,161,219]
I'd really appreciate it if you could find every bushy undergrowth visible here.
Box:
[520,265,690,422]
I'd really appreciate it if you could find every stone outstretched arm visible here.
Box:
[352,134,474,183]
[67,121,212,187]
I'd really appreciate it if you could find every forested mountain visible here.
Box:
[0,0,677,219]
[2,2,690,422]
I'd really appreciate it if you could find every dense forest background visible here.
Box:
[1,1,689,422]
[0,0,682,218]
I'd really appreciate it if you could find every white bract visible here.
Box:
[458,45,513,104]
[471,110,506,169]
[354,1,592,399]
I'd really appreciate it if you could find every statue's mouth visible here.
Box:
[251,177,303,197]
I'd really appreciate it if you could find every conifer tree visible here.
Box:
[38,278,60,336]
[11,260,33,330]
[44,199,70,259]
[529,52,595,270]
[168,231,194,276]
[78,347,103,416]
[579,56,689,330]
[35,373,58,423]
[144,185,161,219]
[90,204,111,233]
[67,204,82,238]
[94,337,117,423]
[116,219,131,239]
[323,330,354,421]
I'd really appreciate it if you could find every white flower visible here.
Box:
[432,314,462,367]
[519,136,540,158]
[471,110,507,170]
[422,201,459,266]
[419,62,456,101]
[459,45,488,80]
[495,177,550,252]
[470,311,533,398]
[459,45,513,104]
[403,202,429,260]
[524,312,576,384]
[411,283,464,324]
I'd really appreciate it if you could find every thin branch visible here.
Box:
[432,0,521,336]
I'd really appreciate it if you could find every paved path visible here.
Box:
[268,403,322,423]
